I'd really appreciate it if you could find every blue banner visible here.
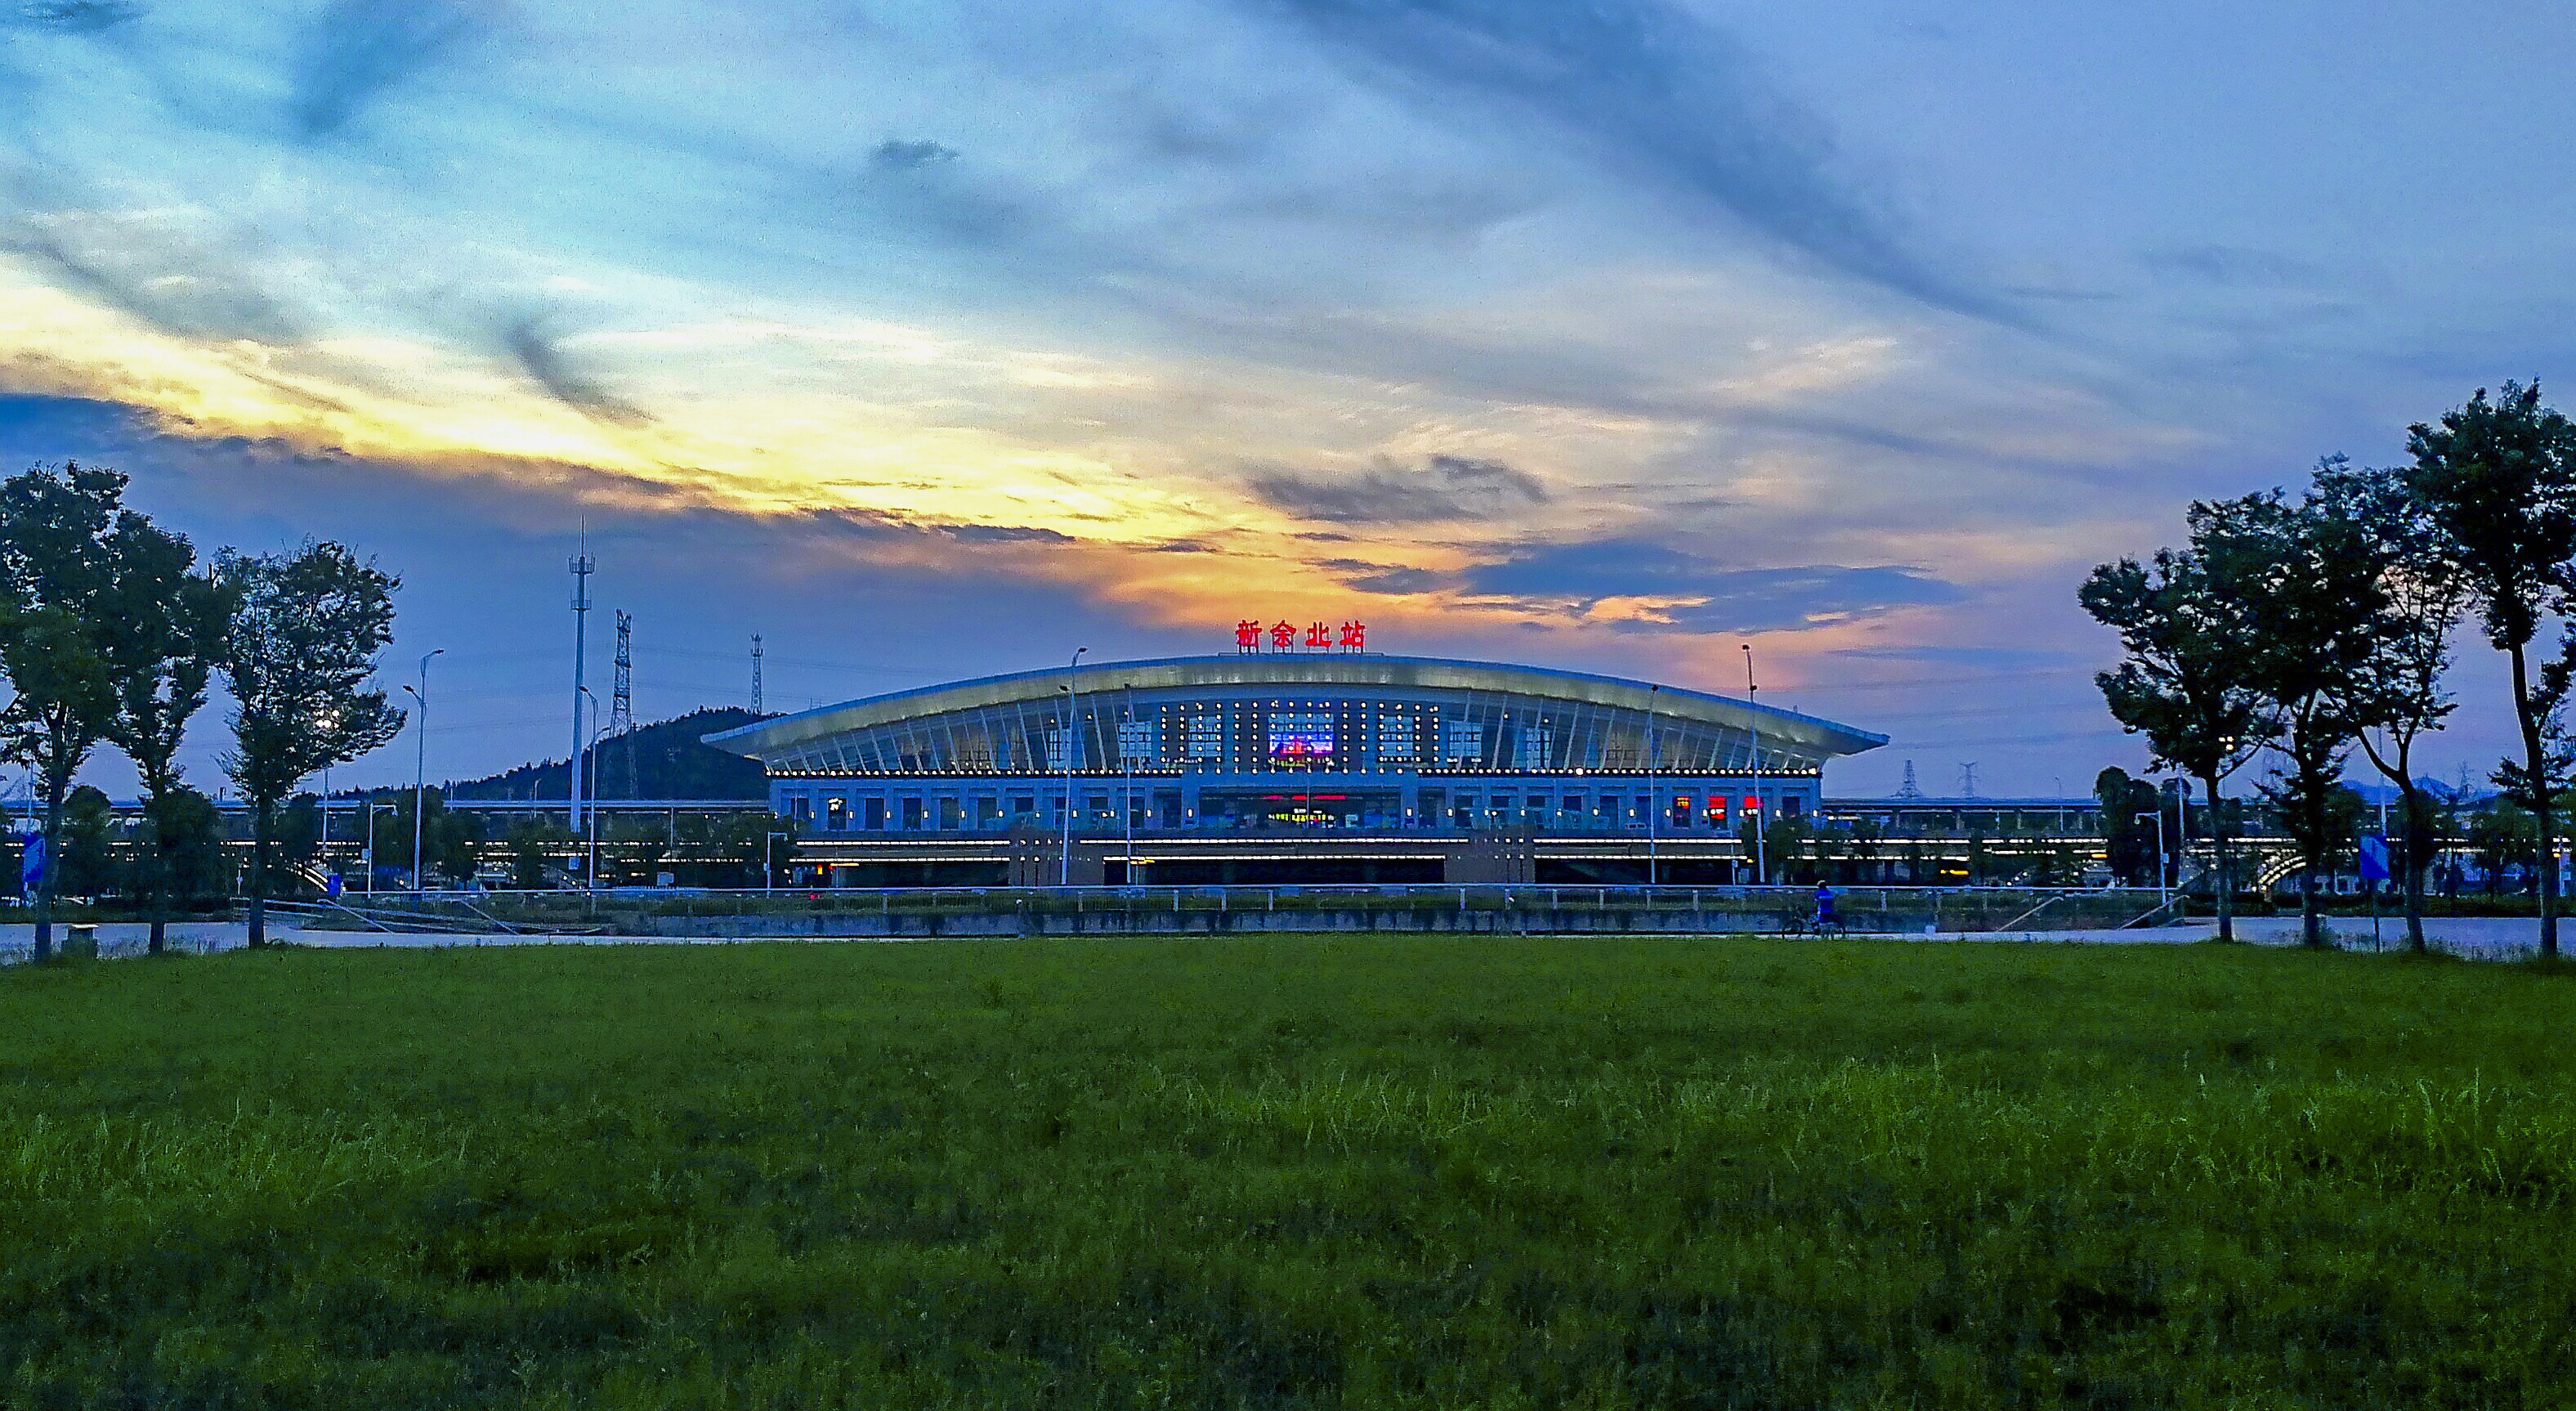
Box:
[18,832,42,893]
[2358,835,2390,883]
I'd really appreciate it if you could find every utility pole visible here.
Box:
[569,553,593,835]
[750,634,764,715]
[1062,646,1087,885]
[1646,683,1660,888]
[404,649,441,891]
[611,610,634,800]
[1743,643,1765,886]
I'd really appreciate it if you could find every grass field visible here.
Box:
[2,938,2571,1409]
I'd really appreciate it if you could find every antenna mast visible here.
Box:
[611,611,634,800]
[568,553,593,832]
[750,634,764,714]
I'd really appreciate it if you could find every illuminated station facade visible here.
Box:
[705,629,1886,885]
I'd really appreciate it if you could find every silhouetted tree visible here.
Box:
[2406,383,2576,957]
[2094,767,2164,888]
[217,544,405,947]
[99,510,226,953]
[55,785,116,901]
[2314,456,2469,952]
[0,464,128,958]
[2199,486,2389,946]
[2082,541,2275,940]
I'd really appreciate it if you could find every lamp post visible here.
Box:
[1120,681,1134,879]
[1062,646,1086,886]
[581,687,610,889]
[1646,683,1660,888]
[2138,810,2168,908]
[404,648,441,893]
[1743,643,1765,887]
[364,800,396,893]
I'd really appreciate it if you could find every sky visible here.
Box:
[3,0,2575,802]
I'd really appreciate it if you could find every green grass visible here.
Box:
[2,938,2571,1409]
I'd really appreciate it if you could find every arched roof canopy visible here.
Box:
[704,654,1885,764]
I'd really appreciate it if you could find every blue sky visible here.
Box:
[2,0,2573,799]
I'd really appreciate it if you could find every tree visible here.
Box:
[2405,383,2576,957]
[2082,543,2275,940]
[0,464,129,959]
[505,819,570,889]
[2094,767,2164,888]
[55,785,117,901]
[98,510,226,953]
[148,786,226,912]
[2198,487,2389,947]
[2314,457,2470,952]
[217,544,405,947]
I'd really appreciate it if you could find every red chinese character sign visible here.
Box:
[1230,616,1371,653]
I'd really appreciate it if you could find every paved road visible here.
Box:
[0,916,2554,963]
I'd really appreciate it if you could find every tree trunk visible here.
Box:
[2301,868,2324,947]
[2399,782,2428,954]
[2509,643,2559,960]
[31,773,69,961]
[2202,773,2233,942]
[247,799,270,948]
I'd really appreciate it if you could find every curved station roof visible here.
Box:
[704,653,1887,766]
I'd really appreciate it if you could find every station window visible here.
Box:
[789,795,812,824]
[1377,713,1417,763]
[1442,721,1483,764]
[1670,795,1693,829]
[824,797,847,831]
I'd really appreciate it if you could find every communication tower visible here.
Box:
[1896,759,1922,799]
[610,611,635,800]
[568,553,593,832]
[751,634,764,715]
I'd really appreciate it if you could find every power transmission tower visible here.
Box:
[1957,762,1979,798]
[750,634,764,714]
[1896,759,1922,799]
[610,611,635,800]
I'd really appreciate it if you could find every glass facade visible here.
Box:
[746,673,1853,835]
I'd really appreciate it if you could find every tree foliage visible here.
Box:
[217,543,405,944]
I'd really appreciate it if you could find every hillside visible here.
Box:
[445,706,772,801]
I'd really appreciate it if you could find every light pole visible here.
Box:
[1743,643,1765,886]
[1120,681,1134,879]
[1646,683,1660,888]
[582,687,610,888]
[1062,646,1086,886]
[2138,810,2168,908]
[764,831,789,895]
[364,800,396,893]
[405,649,441,892]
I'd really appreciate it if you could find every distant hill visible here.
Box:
[445,707,773,802]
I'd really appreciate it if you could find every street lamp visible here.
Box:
[364,800,397,893]
[582,686,611,888]
[1646,683,1660,888]
[404,648,442,892]
[1743,643,1765,887]
[1062,646,1086,886]
[2138,810,2168,908]
[1120,681,1134,879]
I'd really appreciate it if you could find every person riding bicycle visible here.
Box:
[1813,882,1836,929]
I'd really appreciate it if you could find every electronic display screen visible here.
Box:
[1268,713,1335,759]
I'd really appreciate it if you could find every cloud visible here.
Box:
[1269,0,2011,321]
[291,0,486,138]
[499,315,651,427]
[0,211,307,343]
[13,1,145,32]
[871,139,958,170]
[1462,537,1961,633]
[1246,453,1549,524]
[1317,559,1451,594]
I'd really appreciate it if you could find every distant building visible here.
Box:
[702,653,1885,883]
